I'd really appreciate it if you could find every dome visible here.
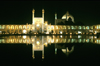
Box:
[61,11,70,19]
[62,15,66,19]
[61,11,74,22]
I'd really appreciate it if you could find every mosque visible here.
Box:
[0,9,100,35]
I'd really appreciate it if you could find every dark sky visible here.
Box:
[0,1,100,25]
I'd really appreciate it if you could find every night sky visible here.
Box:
[0,1,100,25]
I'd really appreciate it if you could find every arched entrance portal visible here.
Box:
[35,22,42,33]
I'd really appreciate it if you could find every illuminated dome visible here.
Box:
[61,11,74,22]
[62,15,66,19]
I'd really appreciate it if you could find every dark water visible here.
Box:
[0,35,100,66]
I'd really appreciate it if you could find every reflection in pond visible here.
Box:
[0,35,99,59]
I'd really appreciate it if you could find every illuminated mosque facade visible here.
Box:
[0,9,100,35]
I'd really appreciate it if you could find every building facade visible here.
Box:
[0,9,99,35]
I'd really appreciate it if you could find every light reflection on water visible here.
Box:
[0,35,99,59]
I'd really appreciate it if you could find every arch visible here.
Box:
[11,25,14,29]
[19,25,22,29]
[7,25,10,29]
[15,25,18,29]
[2,25,5,29]
[23,25,26,29]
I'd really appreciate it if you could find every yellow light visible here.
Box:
[45,43,47,44]
[51,39,54,43]
[56,39,58,42]
[32,27,34,29]
[37,41,40,45]
[37,24,39,27]
[23,35,26,39]
[94,33,96,34]
[60,31,62,34]
[44,42,47,46]
[46,32,49,34]
[45,23,47,25]
[34,33,36,34]
[70,35,72,38]
[95,40,96,43]
[23,30,26,33]
[60,35,62,38]
[51,26,54,29]
[70,33,72,34]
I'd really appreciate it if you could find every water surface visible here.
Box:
[0,35,100,65]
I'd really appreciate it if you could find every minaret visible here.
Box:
[55,13,57,19]
[32,9,35,24]
[55,13,57,25]
[42,9,44,23]
[42,9,44,33]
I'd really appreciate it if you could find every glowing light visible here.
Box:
[70,35,72,38]
[66,33,68,34]
[78,35,81,38]
[95,31,97,33]
[56,39,58,42]
[37,24,39,27]
[23,30,26,33]
[34,33,36,34]
[62,49,66,53]
[37,41,40,45]
[32,27,34,29]
[51,39,54,43]
[60,35,62,38]
[44,43,47,47]
[56,26,58,29]
[55,48,57,54]
[51,26,54,29]
[70,33,72,34]
[60,31,62,34]
[78,31,81,34]
[45,23,47,25]
[23,35,26,39]
[94,36,97,38]
[95,40,96,43]
[46,32,49,34]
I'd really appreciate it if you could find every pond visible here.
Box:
[0,35,100,65]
